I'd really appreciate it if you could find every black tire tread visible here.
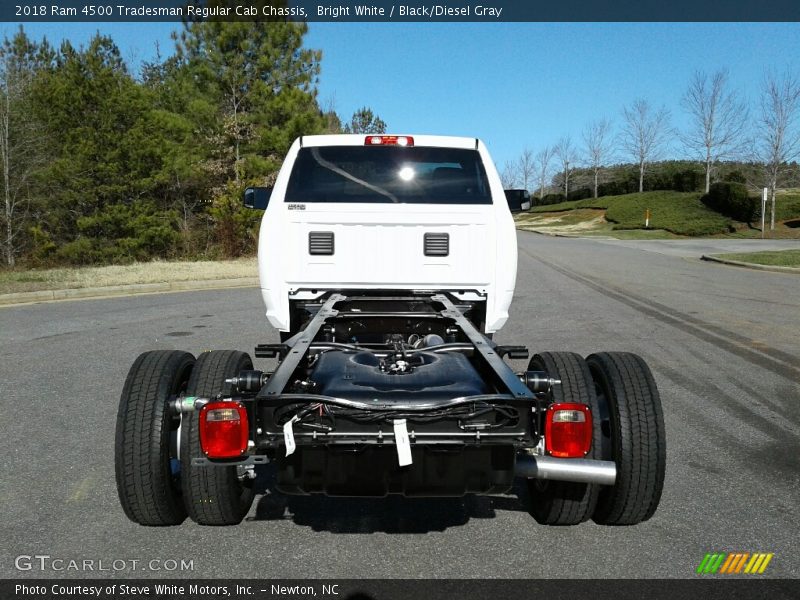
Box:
[115,350,194,526]
[181,350,255,526]
[527,351,601,526]
[588,352,666,525]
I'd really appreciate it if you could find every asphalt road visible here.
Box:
[1,233,798,579]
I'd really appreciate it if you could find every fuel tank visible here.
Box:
[309,350,487,401]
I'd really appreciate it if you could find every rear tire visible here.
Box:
[586,352,666,525]
[181,350,256,525]
[115,350,195,526]
[526,352,602,525]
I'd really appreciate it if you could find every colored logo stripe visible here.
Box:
[697,552,774,574]
[719,553,736,573]
[722,553,748,573]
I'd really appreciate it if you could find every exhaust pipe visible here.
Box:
[516,454,616,486]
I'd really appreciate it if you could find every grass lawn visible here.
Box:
[712,249,800,268]
[515,208,605,228]
[516,208,683,239]
[527,190,800,238]
[529,191,732,236]
[580,228,683,240]
[604,192,731,235]
[530,198,612,213]
[0,258,257,295]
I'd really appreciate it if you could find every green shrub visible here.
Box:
[725,170,747,184]
[55,202,180,265]
[207,181,262,258]
[55,238,96,265]
[598,179,637,197]
[537,193,566,206]
[567,187,592,201]
[28,225,58,265]
[702,182,758,223]
[671,169,703,192]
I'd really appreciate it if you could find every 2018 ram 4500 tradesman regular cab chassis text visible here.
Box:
[115,134,666,527]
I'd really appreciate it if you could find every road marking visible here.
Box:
[67,476,95,503]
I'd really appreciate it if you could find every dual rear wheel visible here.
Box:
[115,348,665,527]
[115,350,255,526]
[526,351,666,526]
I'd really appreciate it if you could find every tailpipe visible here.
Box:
[516,454,617,486]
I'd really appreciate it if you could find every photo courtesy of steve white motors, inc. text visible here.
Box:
[13,3,505,19]
[15,583,341,597]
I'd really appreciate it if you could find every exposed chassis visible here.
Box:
[175,292,617,492]
[116,291,667,526]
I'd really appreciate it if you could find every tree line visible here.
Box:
[500,68,800,229]
[0,22,387,267]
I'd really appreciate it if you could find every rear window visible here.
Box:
[285,146,492,204]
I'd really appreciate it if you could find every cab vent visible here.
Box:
[424,232,449,257]
[309,231,334,255]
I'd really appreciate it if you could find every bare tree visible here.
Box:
[553,136,577,197]
[756,70,800,230]
[534,147,554,201]
[516,147,535,191]
[582,118,614,198]
[682,69,748,193]
[620,99,672,193]
[0,36,44,267]
[500,160,519,188]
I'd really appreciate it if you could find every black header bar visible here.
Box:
[4,0,800,22]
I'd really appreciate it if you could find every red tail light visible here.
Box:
[199,401,249,459]
[545,402,592,458]
[365,135,414,147]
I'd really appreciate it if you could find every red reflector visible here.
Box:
[199,401,249,459]
[545,402,592,458]
[364,135,414,147]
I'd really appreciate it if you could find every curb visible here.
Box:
[517,228,578,238]
[0,277,260,307]
[700,254,800,274]
[517,228,617,240]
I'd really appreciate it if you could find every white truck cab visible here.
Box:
[248,134,518,334]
